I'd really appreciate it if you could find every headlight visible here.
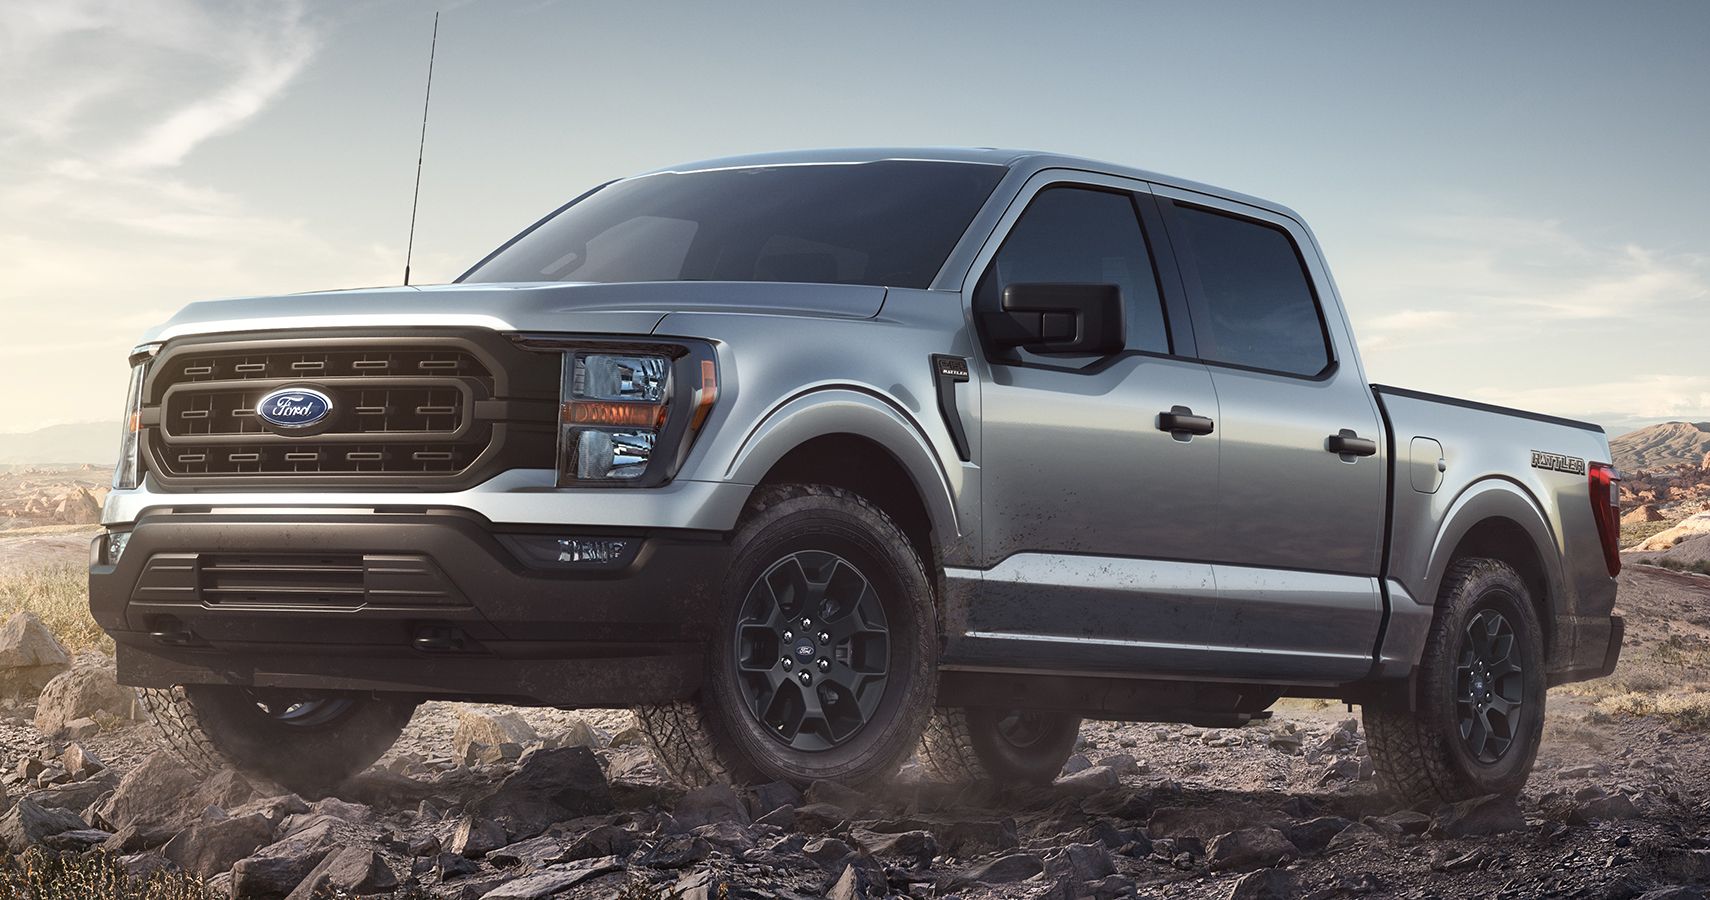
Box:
[556,345,718,485]
[113,344,159,490]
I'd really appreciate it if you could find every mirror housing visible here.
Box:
[985,282,1125,355]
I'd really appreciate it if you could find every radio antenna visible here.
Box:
[403,11,439,286]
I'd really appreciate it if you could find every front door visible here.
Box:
[957,176,1228,676]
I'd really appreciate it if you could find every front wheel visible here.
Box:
[1365,557,1546,805]
[636,484,937,787]
[919,707,1083,784]
[141,686,417,797]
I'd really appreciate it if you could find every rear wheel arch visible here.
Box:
[1426,482,1567,659]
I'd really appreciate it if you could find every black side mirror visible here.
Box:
[985,282,1125,355]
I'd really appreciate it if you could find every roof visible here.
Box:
[638,147,1302,222]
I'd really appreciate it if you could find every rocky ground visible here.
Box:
[0,465,110,532]
[0,545,1707,898]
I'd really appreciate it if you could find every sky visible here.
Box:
[1,0,1707,433]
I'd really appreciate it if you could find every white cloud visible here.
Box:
[1337,205,1710,422]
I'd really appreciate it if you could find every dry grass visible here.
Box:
[1621,518,1679,549]
[1563,630,1710,731]
[0,851,217,900]
[0,562,109,653]
[1593,691,1710,732]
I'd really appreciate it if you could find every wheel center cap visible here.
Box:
[792,638,817,660]
[1472,675,1486,693]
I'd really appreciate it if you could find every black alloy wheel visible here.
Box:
[1455,606,1526,764]
[733,549,891,751]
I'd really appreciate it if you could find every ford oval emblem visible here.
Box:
[256,387,334,429]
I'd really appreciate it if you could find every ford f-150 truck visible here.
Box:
[90,149,1623,803]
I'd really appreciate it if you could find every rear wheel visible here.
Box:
[636,484,937,787]
[920,707,1083,784]
[1365,557,1546,805]
[142,685,417,797]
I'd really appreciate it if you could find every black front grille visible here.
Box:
[141,331,559,489]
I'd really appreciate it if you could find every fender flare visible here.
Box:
[721,387,964,552]
[1422,477,1568,615]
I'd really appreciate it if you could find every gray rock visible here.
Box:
[1230,868,1298,900]
[1429,794,1526,838]
[966,852,1044,883]
[97,754,257,848]
[1093,753,1144,776]
[1207,827,1298,871]
[450,815,508,858]
[487,833,564,868]
[672,782,751,829]
[34,665,135,736]
[452,710,539,765]
[559,823,636,862]
[467,746,612,839]
[933,817,1020,856]
[1061,753,1093,775]
[1150,804,1286,842]
[855,828,936,866]
[61,742,106,780]
[0,797,87,851]
[803,836,855,867]
[1636,888,1707,900]
[283,846,398,900]
[1569,792,1640,824]
[747,780,802,818]
[42,827,112,851]
[690,821,756,853]
[826,862,875,900]
[605,746,684,808]
[476,855,621,899]
[118,851,174,881]
[1056,765,1120,793]
[645,833,711,868]
[1660,848,1710,882]
[1326,822,1384,851]
[1044,841,1116,882]
[1286,816,1354,853]
[26,771,116,813]
[0,611,70,699]
[161,812,275,879]
[229,816,341,899]
[1374,809,1432,836]
[307,797,372,824]
[793,801,850,833]
[754,804,794,828]
[541,716,602,750]
[803,779,867,811]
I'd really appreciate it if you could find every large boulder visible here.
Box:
[1429,794,1527,838]
[162,813,276,879]
[0,798,88,851]
[95,753,258,847]
[467,746,613,839]
[1207,827,1298,871]
[34,665,137,736]
[0,612,71,699]
[283,846,398,900]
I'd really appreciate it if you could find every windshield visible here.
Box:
[460,160,1006,289]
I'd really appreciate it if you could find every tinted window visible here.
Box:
[976,187,1169,354]
[1169,203,1330,376]
[462,161,1006,289]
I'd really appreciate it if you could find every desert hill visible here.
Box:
[0,421,115,465]
[1611,420,1710,472]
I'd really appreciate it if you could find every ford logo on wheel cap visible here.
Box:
[256,387,334,429]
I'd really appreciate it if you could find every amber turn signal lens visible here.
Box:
[561,401,667,429]
[690,359,718,431]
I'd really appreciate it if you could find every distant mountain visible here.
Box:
[0,422,116,465]
[1611,421,1710,472]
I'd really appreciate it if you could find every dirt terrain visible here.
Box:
[2,537,1708,898]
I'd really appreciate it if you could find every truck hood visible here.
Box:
[142,281,889,342]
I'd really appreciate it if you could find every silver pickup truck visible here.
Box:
[90,148,1623,804]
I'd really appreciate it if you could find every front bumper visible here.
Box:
[90,510,731,706]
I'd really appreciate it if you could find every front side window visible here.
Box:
[1167,203,1332,377]
[975,186,1170,355]
[461,161,1006,289]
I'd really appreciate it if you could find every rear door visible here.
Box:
[1152,188,1386,681]
[955,172,1231,676]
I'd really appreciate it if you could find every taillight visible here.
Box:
[1587,462,1621,577]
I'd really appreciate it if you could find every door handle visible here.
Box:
[1327,429,1378,458]
[1157,405,1215,437]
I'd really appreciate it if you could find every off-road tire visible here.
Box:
[1365,557,1547,806]
[919,707,1083,784]
[141,685,417,798]
[635,484,937,787]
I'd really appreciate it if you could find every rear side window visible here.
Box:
[1168,203,1331,377]
[975,186,1170,355]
